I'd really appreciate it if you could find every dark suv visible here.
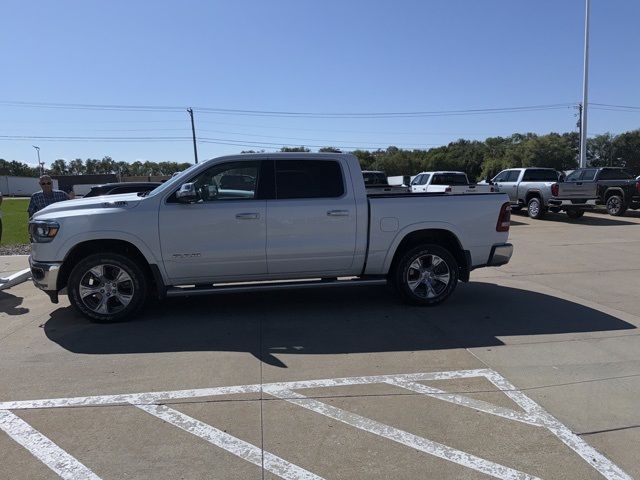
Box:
[563,168,640,216]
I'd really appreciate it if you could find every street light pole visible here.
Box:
[32,145,43,176]
[579,0,591,168]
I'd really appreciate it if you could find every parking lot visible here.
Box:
[1,210,639,480]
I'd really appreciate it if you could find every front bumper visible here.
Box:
[487,243,513,267]
[29,256,62,303]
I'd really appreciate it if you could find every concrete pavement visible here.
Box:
[0,210,639,479]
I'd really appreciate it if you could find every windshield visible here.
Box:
[147,163,199,197]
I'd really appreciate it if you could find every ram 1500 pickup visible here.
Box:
[29,153,513,322]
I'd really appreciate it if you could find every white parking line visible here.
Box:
[483,370,632,480]
[385,378,543,426]
[263,388,540,480]
[0,410,101,480]
[0,369,632,480]
[136,403,323,480]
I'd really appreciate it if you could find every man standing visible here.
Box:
[28,175,69,218]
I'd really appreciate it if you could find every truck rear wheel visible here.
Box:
[394,244,458,306]
[527,197,546,219]
[606,195,627,216]
[68,253,148,322]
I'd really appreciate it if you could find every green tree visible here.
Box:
[50,159,68,176]
[280,146,310,152]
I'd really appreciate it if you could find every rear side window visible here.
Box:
[581,169,598,181]
[599,169,634,180]
[275,160,344,199]
[431,173,468,185]
[522,169,558,181]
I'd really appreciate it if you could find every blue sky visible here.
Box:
[1,0,639,167]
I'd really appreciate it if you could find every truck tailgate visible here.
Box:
[557,182,598,199]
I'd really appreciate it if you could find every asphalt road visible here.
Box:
[1,210,639,479]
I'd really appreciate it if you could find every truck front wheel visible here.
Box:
[394,244,458,306]
[68,253,148,322]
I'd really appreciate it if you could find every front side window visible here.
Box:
[181,161,259,202]
[275,160,344,199]
[411,174,423,186]
[420,174,430,185]
[493,171,508,182]
[565,170,582,182]
[505,170,521,182]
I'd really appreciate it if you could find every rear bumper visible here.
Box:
[29,256,61,303]
[487,243,513,267]
[548,198,598,208]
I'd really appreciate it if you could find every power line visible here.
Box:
[591,103,640,110]
[0,100,576,118]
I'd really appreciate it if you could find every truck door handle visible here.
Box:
[235,212,260,220]
[327,210,349,217]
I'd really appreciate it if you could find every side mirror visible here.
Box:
[176,183,197,203]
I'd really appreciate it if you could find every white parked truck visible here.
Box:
[29,153,513,322]
[410,171,494,194]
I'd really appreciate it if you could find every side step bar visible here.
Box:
[166,277,387,298]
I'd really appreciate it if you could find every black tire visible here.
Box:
[527,196,546,219]
[606,195,627,216]
[393,244,458,306]
[68,253,148,322]
[566,210,585,219]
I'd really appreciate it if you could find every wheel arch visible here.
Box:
[58,239,158,294]
[386,227,469,282]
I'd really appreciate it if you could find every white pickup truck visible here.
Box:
[28,153,513,322]
[410,171,494,194]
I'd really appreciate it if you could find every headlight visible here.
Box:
[29,220,60,243]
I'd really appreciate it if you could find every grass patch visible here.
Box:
[1,199,30,245]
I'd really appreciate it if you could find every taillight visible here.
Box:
[636,180,640,194]
[551,183,559,196]
[496,202,511,232]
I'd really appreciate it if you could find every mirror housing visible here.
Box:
[176,183,197,203]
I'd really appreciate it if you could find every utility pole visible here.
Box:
[579,0,591,168]
[187,108,199,164]
[32,145,43,176]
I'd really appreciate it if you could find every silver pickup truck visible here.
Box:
[489,167,598,219]
[29,153,513,322]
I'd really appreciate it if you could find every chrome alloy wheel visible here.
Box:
[607,196,622,215]
[78,264,134,315]
[406,254,451,299]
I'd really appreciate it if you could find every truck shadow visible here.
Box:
[43,283,636,367]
